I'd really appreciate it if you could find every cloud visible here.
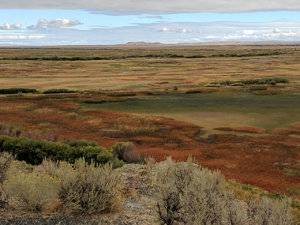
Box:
[0,23,22,30]
[0,34,45,40]
[1,21,300,46]
[0,1,299,13]
[28,18,82,29]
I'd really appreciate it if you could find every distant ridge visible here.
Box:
[121,40,300,47]
[125,42,163,46]
[0,41,299,48]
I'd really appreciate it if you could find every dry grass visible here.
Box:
[0,46,299,92]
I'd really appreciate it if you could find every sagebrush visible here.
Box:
[3,160,60,211]
[3,159,124,214]
[153,158,293,225]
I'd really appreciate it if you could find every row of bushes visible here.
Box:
[210,77,289,87]
[0,136,124,166]
[0,55,183,61]
[0,88,77,95]
[0,88,37,94]
[0,154,294,223]
[42,88,77,94]
[0,51,285,61]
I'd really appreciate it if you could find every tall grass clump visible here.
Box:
[153,158,293,225]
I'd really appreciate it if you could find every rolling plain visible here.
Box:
[0,45,300,222]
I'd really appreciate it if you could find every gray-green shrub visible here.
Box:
[3,159,124,213]
[56,160,124,214]
[3,161,60,211]
[0,152,13,183]
[0,152,14,208]
[153,158,293,225]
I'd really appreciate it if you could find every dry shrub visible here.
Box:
[112,142,143,163]
[153,158,293,225]
[0,123,22,137]
[247,197,292,225]
[3,162,60,211]
[0,153,14,208]
[0,184,7,208]
[2,158,124,214]
[56,160,124,214]
[0,152,14,182]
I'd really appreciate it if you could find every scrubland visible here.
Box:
[0,153,297,224]
[0,45,299,224]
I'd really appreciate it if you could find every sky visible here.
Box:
[0,1,299,45]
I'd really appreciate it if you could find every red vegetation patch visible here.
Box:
[0,97,299,199]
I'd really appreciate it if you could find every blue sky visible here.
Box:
[1,10,300,29]
[0,5,299,45]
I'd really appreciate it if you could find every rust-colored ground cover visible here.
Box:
[0,96,299,199]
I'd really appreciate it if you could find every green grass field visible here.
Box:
[83,92,300,132]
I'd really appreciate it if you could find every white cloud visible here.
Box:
[1,21,300,46]
[28,18,81,29]
[273,28,281,33]
[0,23,22,30]
[0,0,299,13]
[242,30,255,35]
[0,34,45,40]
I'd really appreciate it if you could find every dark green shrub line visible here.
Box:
[0,136,122,166]
[43,88,77,94]
[210,77,289,87]
[0,88,79,95]
[0,88,37,95]
[0,51,286,61]
[211,51,284,58]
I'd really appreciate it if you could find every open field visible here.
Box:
[85,92,300,132]
[0,45,299,92]
[0,93,299,200]
[0,45,300,222]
